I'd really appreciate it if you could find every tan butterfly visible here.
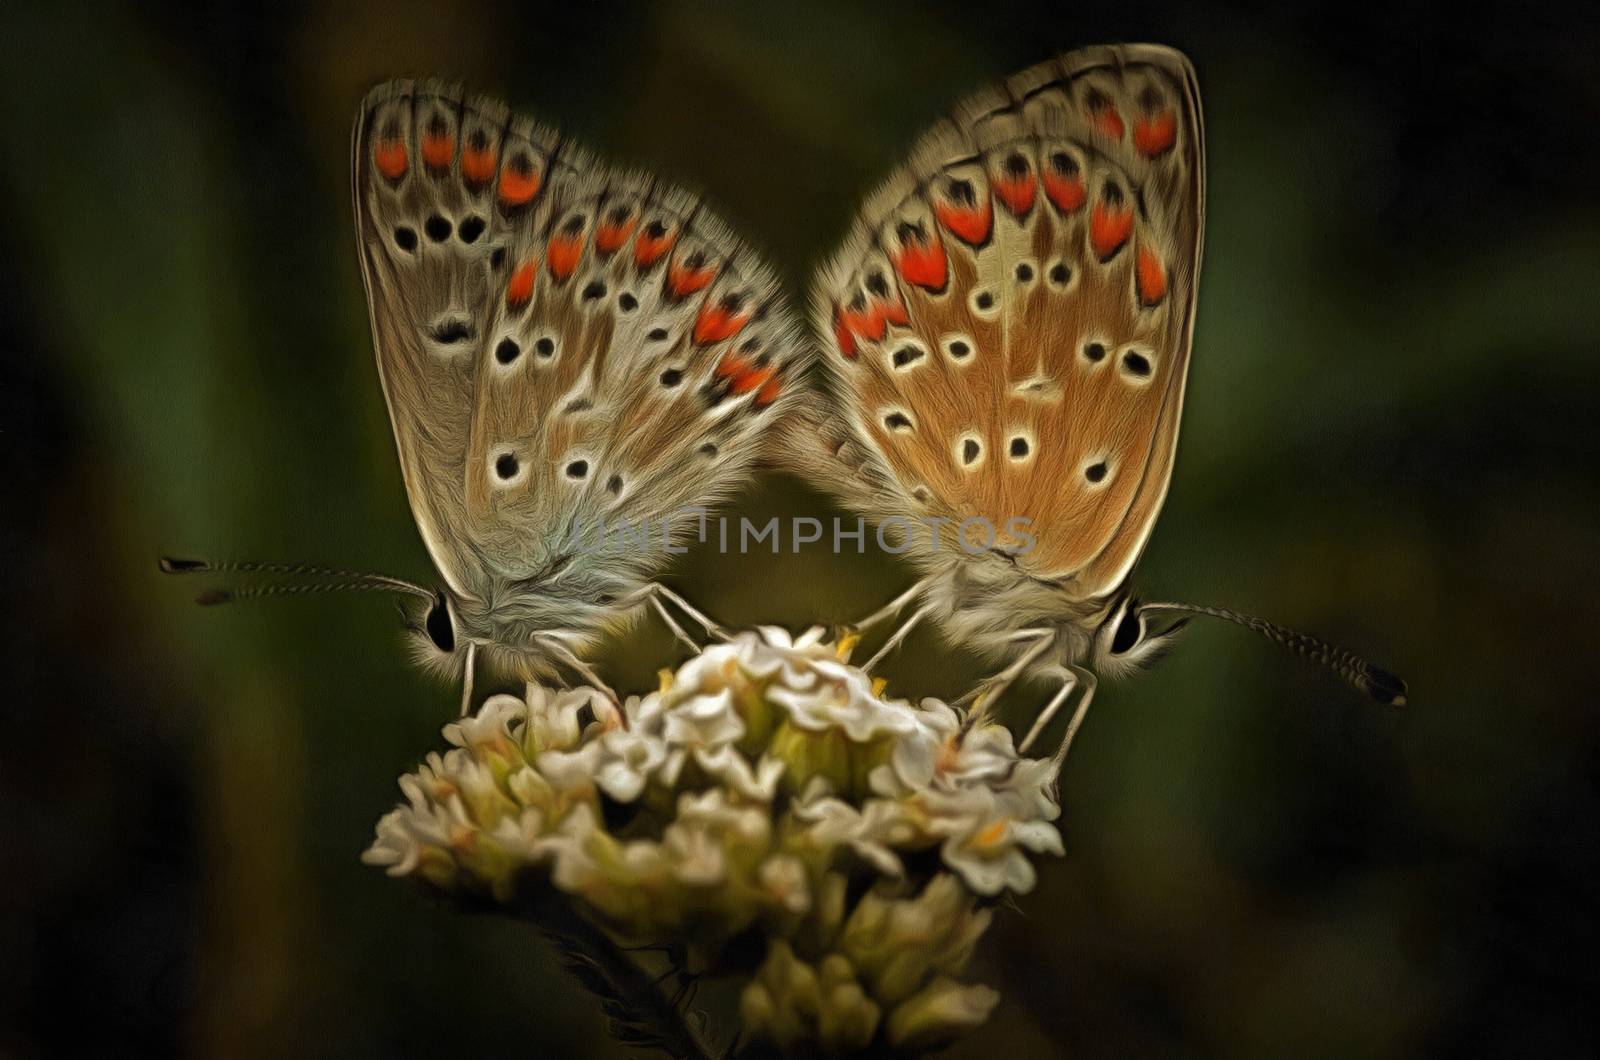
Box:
[787,43,1405,763]
[164,80,807,712]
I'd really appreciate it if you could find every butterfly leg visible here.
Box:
[1049,665,1098,773]
[850,575,936,635]
[861,603,935,672]
[648,594,704,654]
[1018,665,1078,754]
[458,642,478,717]
[536,632,620,706]
[643,582,730,643]
[958,628,1056,724]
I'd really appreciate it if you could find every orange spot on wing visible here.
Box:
[894,236,947,291]
[715,352,752,380]
[547,235,583,280]
[507,261,537,306]
[634,227,676,269]
[876,294,909,328]
[461,147,497,187]
[693,302,751,345]
[596,217,637,254]
[498,161,541,207]
[1136,246,1168,307]
[667,256,716,299]
[1133,111,1177,157]
[993,173,1037,216]
[833,305,858,359]
[421,134,454,171]
[374,140,408,181]
[730,364,776,396]
[1090,203,1134,261]
[754,374,782,406]
[839,303,886,345]
[934,198,993,246]
[1090,104,1125,140]
[1043,172,1087,213]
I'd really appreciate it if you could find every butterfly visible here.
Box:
[785,43,1406,764]
[164,79,807,713]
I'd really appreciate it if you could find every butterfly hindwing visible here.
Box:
[355,81,806,605]
[805,44,1203,597]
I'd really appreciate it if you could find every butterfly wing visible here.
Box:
[354,81,805,604]
[354,81,503,598]
[800,44,1203,599]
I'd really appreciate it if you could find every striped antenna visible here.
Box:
[159,556,435,604]
[1138,601,1407,706]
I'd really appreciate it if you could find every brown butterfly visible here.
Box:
[786,43,1405,764]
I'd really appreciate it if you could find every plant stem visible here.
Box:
[523,887,720,1060]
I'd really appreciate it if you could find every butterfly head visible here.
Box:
[400,569,621,685]
[1090,592,1190,681]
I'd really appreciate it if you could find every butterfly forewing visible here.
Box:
[354,80,806,611]
[804,44,1203,597]
[354,81,510,598]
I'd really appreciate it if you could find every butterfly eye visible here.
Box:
[1081,340,1108,364]
[1110,607,1143,654]
[1014,261,1036,284]
[565,459,589,480]
[425,596,456,653]
[618,292,639,312]
[1047,260,1074,287]
[1084,459,1110,485]
[495,338,521,365]
[393,226,418,253]
[424,215,452,242]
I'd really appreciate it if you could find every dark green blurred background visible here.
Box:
[4,1,1598,1057]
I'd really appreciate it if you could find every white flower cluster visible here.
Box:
[364,626,1065,1055]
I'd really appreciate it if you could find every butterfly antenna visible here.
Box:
[159,556,434,603]
[1138,601,1408,706]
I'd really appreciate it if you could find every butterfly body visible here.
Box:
[352,79,806,686]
